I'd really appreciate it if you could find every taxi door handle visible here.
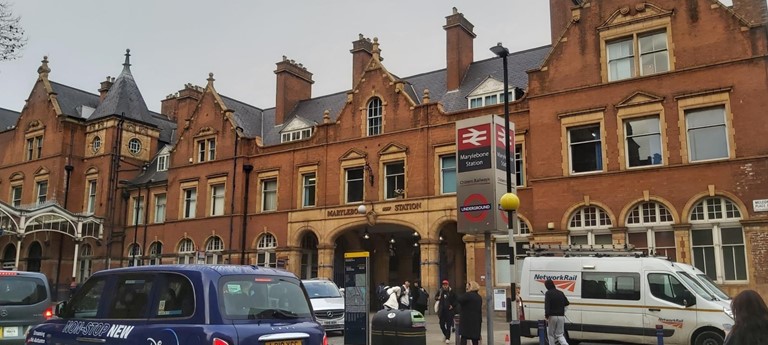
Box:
[648,308,661,312]
[76,337,106,343]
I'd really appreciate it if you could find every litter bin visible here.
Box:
[371,309,426,345]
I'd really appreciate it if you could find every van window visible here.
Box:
[581,272,640,300]
[648,273,687,305]
[153,273,195,318]
[219,275,312,320]
[64,276,107,318]
[107,275,154,319]
[0,276,48,305]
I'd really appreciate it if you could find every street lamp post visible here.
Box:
[491,42,522,345]
[120,180,143,266]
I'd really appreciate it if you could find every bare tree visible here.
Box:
[0,2,26,61]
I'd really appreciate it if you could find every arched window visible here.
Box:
[128,243,142,267]
[149,242,163,265]
[27,242,42,272]
[300,232,318,279]
[366,97,382,136]
[205,236,224,264]
[689,197,746,283]
[256,234,277,268]
[568,206,612,245]
[177,238,195,264]
[626,202,676,260]
[2,243,16,270]
[79,244,93,283]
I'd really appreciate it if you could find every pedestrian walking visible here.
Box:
[436,279,457,343]
[383,285,403,310]
[413,280,429,315]
[544,279,569,345]
[457,281,482,345]
[724,289,768,345]
[399,280,411,309]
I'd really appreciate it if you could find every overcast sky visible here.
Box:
[0,0,734,113]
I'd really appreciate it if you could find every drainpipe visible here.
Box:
[240,164,253,264]
[54,164,74,300]
[141,180,152,265]
[228,127,242,263]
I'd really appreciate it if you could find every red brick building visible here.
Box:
[1,1,767,300]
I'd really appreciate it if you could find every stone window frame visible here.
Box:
[153,193,167,224]
[127,137,142,156]
[179,181,199,220]
[380,151,406,200]
[599,16,674,83]
[434,145,456,196]
[195,137,216,163]
[148,241,163,265]
[559,110,607,176]
[256,233,278,268]
[340,157,366,205]
[297,165,318,208]
[566,202,615,245]
[9,173,23,207]
[257,171,279,212]
[624,199,677,260]
[207,177,227,217]
[205,235,224,264]
[365,96,384,136]
[688,196,747,284]
[675,90,735,164]
[177,238,195,264]
[616,101,668,170]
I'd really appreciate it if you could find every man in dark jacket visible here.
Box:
[436,280,457,343]
[544,279,570,345]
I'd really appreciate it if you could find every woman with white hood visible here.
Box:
[383,285,402,310]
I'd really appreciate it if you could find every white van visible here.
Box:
[518,255,733,345]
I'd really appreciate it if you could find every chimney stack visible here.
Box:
[351,34,373,87]
[732,0,768,25]
[98,76,114,102]
[274,56,313,125]
[444,7,475,91]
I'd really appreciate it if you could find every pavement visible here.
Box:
[327,312,542,345]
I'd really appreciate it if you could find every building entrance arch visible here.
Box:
[332,221,422,311]
[438,221,466,294]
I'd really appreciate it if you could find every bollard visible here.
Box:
[537,320,547,345]
[656,325,664,345]
[454,314,461,345]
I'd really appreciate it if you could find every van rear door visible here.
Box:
[0,272,50,343]
[644,272,697,345]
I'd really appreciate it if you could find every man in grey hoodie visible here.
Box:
[544,279,570,345]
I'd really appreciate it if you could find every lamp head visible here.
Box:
[500,192,520,211]
[389,236,395,244]
[490,43,509,58]
[357,204,367,214]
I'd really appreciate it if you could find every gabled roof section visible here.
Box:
[616,91,664,108]
[0,107,20,132]
[89,49,156,127]
[466,76,505,97]
[598,2,672,31]
[49,81,100,118]
[262,91,347,146]
[281,115,315,132]
[220,95,264,139]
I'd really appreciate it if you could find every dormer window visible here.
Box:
[281,128,314,143]
[157,154,169,171]
[466,77,517,109]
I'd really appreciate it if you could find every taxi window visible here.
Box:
[62,276,107,318]
[152,273,194,318]
[219,275,312,320]
[107,275,154,319]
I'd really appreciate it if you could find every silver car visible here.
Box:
[302,278,345,333]
[0,271,52,345]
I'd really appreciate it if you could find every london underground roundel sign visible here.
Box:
[460,193,491,222]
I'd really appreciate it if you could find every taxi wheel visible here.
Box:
[694,330,724,345]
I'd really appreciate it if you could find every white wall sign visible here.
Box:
[753,199,768,212]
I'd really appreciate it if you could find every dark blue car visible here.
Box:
[26,265,326,345]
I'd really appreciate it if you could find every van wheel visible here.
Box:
[694,330,723,345]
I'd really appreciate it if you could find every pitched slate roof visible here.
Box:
[0,107,20,132]
[258,45,551,145]
[220,95,264,139]
[89,50,156,127]
[49,82,101,118]
[151,112,177,145]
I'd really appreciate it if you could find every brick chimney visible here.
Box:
[98,76,114,102]
[550,0,576,44]
[732,0,768,25]
[351,34,373,87]
[444,7,475,91]
[164,83,204,129]
[274,56,313,125]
